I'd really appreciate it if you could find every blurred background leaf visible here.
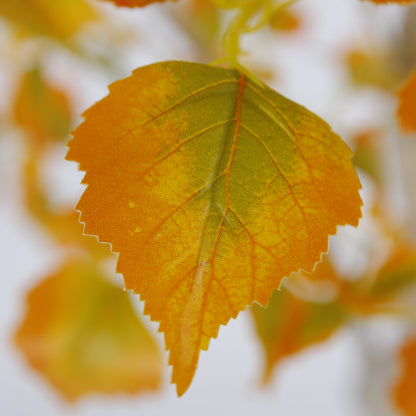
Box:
[14,257,162,401]
[0,0,96,42]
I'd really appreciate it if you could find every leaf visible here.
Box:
[66,61,362,395]
[269,7,301,33]
[99,0,174,8]
[346,48,406,91]
[360,0,416,4]
[14,258,161,401]
[365,244,416,302]
[352,129,384,186]
[252,285,348,383]
[393,335,416,416]
[397,69,416,135]
[333,242,416,315]
[0,0,96,41]
[252,245,416,384]
[13,67,72,147]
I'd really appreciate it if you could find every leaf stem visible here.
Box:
[214,0,300,70]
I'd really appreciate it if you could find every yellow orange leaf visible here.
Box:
[397,69,416,135]
[393,335,416,416]
[14,258,161,401]
[332,243,416,315]
[346,48,405,91]
[66,61,362,395]
[23,154,49,221]
[352,129,383,186]
[0,0,95,40]
[365,244,416,302]
[99,0,174,8]
[252,245,416,384]
[13,67,72,147]
[252,287,347,383]
[269,8,301,33]
[360,0,416,3]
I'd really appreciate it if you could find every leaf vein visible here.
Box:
[240,123,312,251]
[189,74,246,375]
[230,208,284,275]
[137,173,225,258]
[245,82,334,216]
[136,118,235,183]
[119,79,239,141]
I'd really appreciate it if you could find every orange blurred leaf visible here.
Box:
[397,69,416,135]
[252,286,347,383]
[346,48,405,91]
[66,61,362,395]
[360,0,416,4]
[269,8,301,33]
[23,154,49,220]
[365,244,416,303]
[13,67,72,147]
[393,335,416,416]
[0,0,96,41]
[252,244,416,384]
[334,242,416,315]
[99,0,175,8]
[352,129,384,186]
[14,258,161,401]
